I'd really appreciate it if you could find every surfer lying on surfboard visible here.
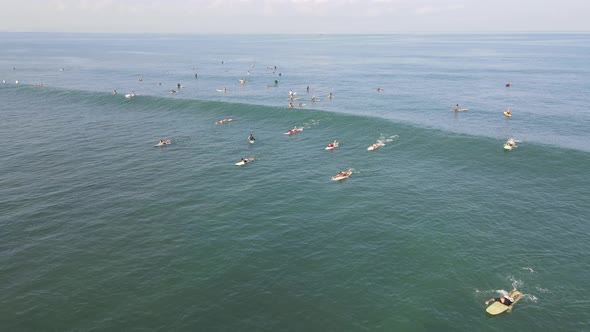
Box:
[485,289,517,306]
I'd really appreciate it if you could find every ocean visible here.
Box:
[1,33,589,331]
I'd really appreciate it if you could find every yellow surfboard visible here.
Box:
[486,291,522,315]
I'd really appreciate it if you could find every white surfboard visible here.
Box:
[235,157,254,166]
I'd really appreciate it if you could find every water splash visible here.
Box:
[522,294,538,303]
[508,276,524,290]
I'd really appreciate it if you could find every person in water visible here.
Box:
[328,92,333,99]
[506,138,516,147]
[288,102,293,108]
[337,169,352,177]
[454,104,459,111]
[506,107,511,115]
[485,290,517,306]
[248,134,255,141]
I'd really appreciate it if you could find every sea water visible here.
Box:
[1,33,589,331]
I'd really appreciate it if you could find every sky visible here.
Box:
[0,0,588,34]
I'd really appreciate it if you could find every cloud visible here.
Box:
[415,5,436,15]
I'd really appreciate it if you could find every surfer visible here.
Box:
[177,83,181,89]
[336,169,352,177]
[311,96,317,102]
[376,87,382,92]
[505,108,511,116]
[454,104,459,111]
[113,90,117,95]
[485,290,517,306]
[248,134,255,141]
[288,102,294,108]
[506,138,516,147]
[506,82,511,87]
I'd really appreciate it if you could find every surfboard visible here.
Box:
[248,138,255,144]
[368,141,384,151]
[154,140,171,147]
[326,142,340,150]
[284,128,303,135]
[451,108,469,112]
[332,170,353,181]
[235,157,254,166]
[486,291,522,315]
[504,144,513,151]
[504,111,512,117]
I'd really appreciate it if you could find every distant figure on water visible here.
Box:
[113,90,117,95]
[328,92,333,99]
[376,87,382,92]
[454,104,459,111]
[506,82,511,87]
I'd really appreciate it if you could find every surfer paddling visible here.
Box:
[485,290,518,306]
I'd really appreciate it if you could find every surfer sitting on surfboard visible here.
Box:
[485,290,517,306]
[454,104,459,111]
[248,134,255,141]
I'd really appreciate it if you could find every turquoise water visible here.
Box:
[1,34,590,331]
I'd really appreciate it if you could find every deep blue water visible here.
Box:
[1,33,589,331]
